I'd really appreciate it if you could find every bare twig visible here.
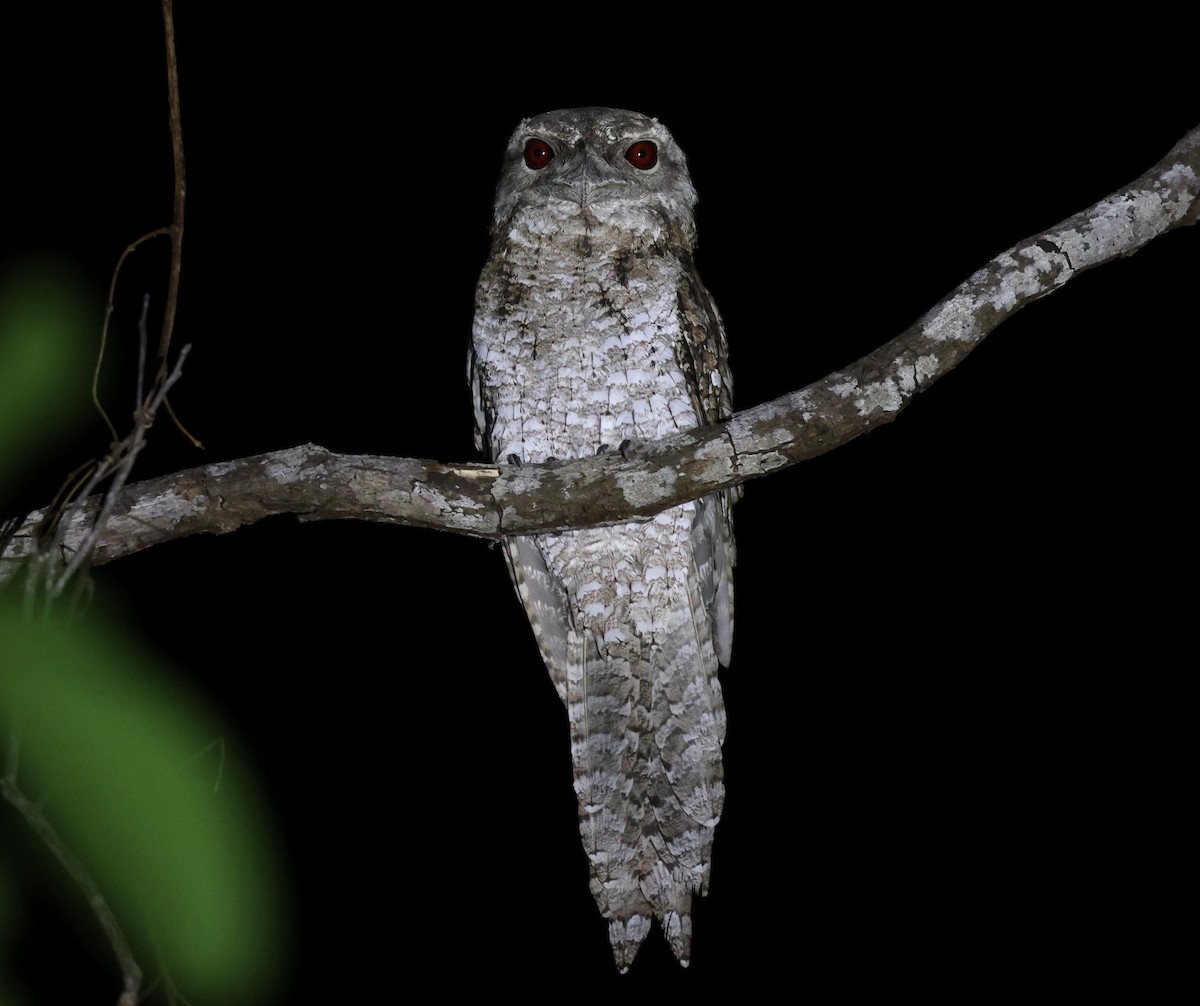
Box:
[39,0,190,595]
[136,293,149,412]
[86,0,188,455]
[2,744,143,1004]
[157,0,185,375]
[54,346,192,595]
[92,226,172,444]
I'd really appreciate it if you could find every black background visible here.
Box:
[2,7,1194,1001]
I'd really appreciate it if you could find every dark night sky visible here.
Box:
[2,7,1194,1001]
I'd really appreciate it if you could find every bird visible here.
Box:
[469,107,736,971]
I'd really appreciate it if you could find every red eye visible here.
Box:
[523,138,555,170]
[625,140,658,170]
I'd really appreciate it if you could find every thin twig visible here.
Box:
[2,745,144,1002]
[46,0,190,599]
[135,293,149,411]
[87,0,188,451]
[162,395,204,449]
[92,226,172,444]
[52,345,191,595]
[157,0,185,374]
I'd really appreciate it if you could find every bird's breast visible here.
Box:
[474,238,700,464]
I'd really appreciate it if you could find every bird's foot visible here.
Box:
[618,438,642,461]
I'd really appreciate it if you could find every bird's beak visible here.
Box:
[558,148,624,206]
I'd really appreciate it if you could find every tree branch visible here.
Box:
[2,123,1197,580]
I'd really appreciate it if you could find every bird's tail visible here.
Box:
[566,589,726,971]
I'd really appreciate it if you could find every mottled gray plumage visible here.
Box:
[470,108,736,970]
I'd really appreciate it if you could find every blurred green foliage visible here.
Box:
[0,257,92,510]
[1,260,290,1002]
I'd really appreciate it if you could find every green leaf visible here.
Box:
[0,606,291,1000]
[0,257,93,494]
